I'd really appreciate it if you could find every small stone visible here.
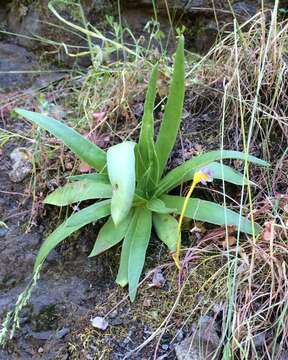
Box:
[38,347,44,354]
[150,270,165,288]
[90,316,109,331]
[161,344,169,351]
[0,223,8,238]
[9,147,32,183]
[175,315,220,360]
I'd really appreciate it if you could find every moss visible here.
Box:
[67,252,224,358]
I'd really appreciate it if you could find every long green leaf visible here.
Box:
[136,65,159,192]
[116,211,138,287]
[34,200,111,270]
[155,36,185,178]
[107,141,136,226]
[44,180,112,206]
[68,173,110,183]
[128,207,152,301]
[178,162,254,189]
[161,195,261,235]
[153,213,178,252]
[15,109,106,171]
[89,211,133,257]
[147,198,176,214]
[155,150,269,196]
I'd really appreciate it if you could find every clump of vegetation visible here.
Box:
[13,36,267,305]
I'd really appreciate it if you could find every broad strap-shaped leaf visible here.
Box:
[155,150,269,196]
[107,141,136,226]
[15,109,107,171]
[161,195,261,235]
[34,200,111,270]
[155,36,185,178]
[116,211,138,287]
[128,207,152,301]
[136,65,159,193]
[89,211,133,257]
[147,198,176,214]
[153,213,178,252]
[44,180,112,206]
[68,173,110,183]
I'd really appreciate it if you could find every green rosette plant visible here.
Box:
[15,36,268,301]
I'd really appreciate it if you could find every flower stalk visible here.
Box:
[173,168,213,269]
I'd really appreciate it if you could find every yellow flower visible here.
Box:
[173,167,214,270]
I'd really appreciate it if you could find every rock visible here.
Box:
[0,222,8,237]
[279,350,288,360]
[175,315,220,360]
[0,43,38,90]
[232,1,257,17]
[56,327,70,339]
[30,330,54,340]
[8,147,32,183]
[90,316,109,331]
[5,0,115,50]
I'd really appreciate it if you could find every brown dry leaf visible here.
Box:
[143,298,152,307]
[221,236,237,249]
[65,161,73,170]
[263,222,275,241]
[194,143,203,153]
[78,161,92,173]
[92,111,106,124]
[233,159,243,170]
[238,246,250,266]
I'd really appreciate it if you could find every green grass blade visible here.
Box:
[128,207,152,302]
[89,211,133,257]
[153,213,178,252]
[161,195,261,235]
[155,36,185,177]
[44,180,112,206]
[34,200,111,270]
[155,150,268,196]
[107,141,136,226]
[15,108,107,171]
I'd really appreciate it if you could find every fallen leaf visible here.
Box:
[143,298,152,307]
[65,161,73,170]
[263,222,275,241]
[92,111,106,124]
[221,236,236,249]
[78,161,92,173]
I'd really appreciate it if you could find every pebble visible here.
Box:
[90,316,109,331]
